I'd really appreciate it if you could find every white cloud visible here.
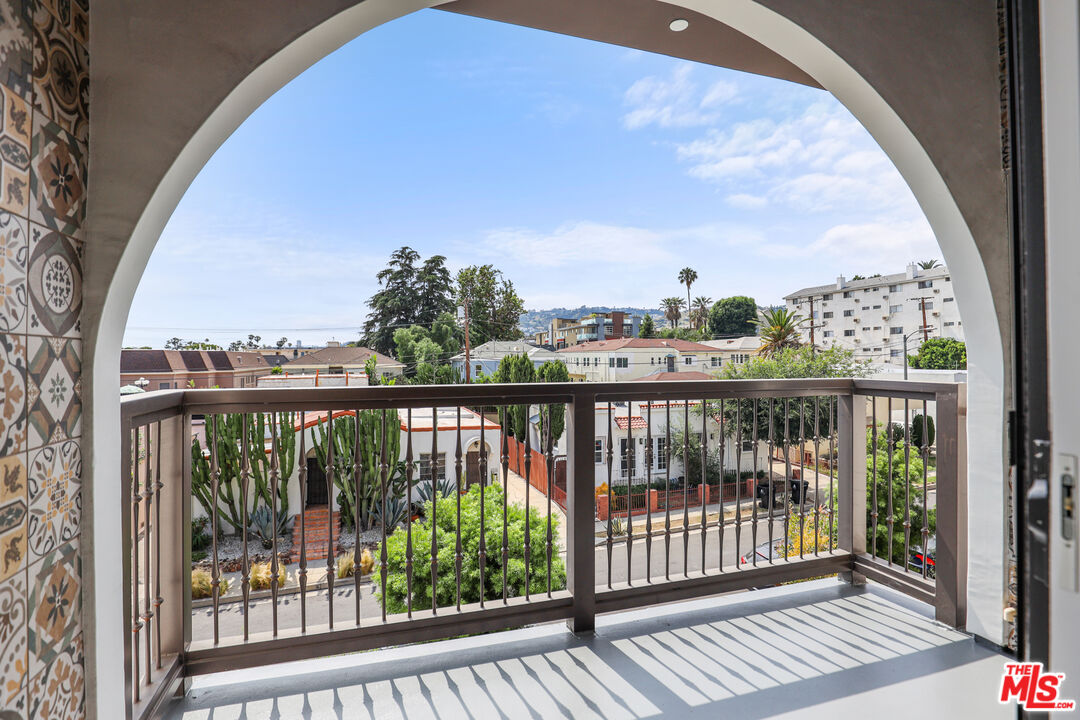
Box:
[622,63,738,129]
[726,193,768,209]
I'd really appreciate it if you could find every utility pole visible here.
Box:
[912,296,933,342]
[903,325,935,380]
[800,295,826,354]
[463,298,472,384]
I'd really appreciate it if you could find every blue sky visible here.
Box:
[124,9,938,348]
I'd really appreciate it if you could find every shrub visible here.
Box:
[336,553,355,578]
[192,568,229,599]
[359,547,374,576]
[249,561,286,591]
[377,485,565,614]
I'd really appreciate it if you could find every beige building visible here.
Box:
[282,343,405,379]
[557,338,725,382]
[699,336,762,369]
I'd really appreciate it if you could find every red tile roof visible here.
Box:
[556,338,720,353]
[613,416,648,429]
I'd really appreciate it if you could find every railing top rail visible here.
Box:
[118,377,962,426]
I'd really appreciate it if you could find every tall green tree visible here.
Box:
[661,297,686,329]
[753,307,806,357]
[907,338,966,370]
[708,296,758,337]
[363,247,421,355]
[493,354,536,441]
[691,296,712,331]
[536,359,569,443]
[456,265,526,345]
[415,254,455,326]
[678,267,698,317]
[638,314,656,338]
[392,312,462,376]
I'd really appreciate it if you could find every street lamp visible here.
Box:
[902,327,935,380]
[134,377,149,389]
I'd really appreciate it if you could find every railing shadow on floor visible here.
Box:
[163,582,997,720]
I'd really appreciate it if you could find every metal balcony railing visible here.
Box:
[119,378,965,720]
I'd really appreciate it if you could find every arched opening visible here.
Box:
[86,2,1006,715]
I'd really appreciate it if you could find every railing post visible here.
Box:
[838,391,867,584]
[566,387,595,634]
[934,386,967,627]
[156,413,192,693]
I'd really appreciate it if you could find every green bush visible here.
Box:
[377,485,565,614]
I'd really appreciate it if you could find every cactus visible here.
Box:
[312,410,407,531]
[191,412,297,537]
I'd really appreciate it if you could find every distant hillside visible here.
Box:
[520,306,665,336]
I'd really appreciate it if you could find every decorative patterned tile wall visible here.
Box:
[0,0,84,717]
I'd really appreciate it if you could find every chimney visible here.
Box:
[612,311,624,339]
[836,275,846,289]
[906,262,918,279]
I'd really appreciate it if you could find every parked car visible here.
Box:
[755,476,809,508]
[908,537,936,577]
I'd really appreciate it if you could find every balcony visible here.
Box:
[120,378,968,719]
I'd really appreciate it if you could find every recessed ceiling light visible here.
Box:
[669,18,689,32]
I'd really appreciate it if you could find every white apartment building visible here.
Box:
[784,263,964,365]
[557,338,726,381]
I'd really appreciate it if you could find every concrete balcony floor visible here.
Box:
[165,580,1010,720]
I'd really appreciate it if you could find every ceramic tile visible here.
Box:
[0,453,25,585]
[26,441,74,562]
[27,633,78,720]
[24,336,77,450]
[30,6,86,143]
[35,0,85,49]
[0,572,26,714]
[26,540,76,678]
[0,1,33,101]
[0,85,29,217]
[0,214,26,334]
[0,334,24,458]
[26,224,78,338]
[28,113,83,241]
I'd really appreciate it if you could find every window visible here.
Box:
[650,357,655,365]
[823,330,834,338]
[872,304,881,309]
[419,453,447,482]
[944,321,956,327]
[609,357,615,367]
[666,356,675,372]
[619,438,633,477]
[843,309,854,317]
[822,293,832,300]
[843,330,855,337]
[944,297,954,302]
[918,280,933,289]
[863,288,871,293]
[684,356,693,365]
[474,364,482,376]
[873,326,881,330]
[710,357,720,367]
[890,349,902,358]
[741,438,754,452]
[158,382,171,390]
[843,291,853,298]
[811,311,820,319]
[862,327,870,332]
[888,284,900,292]
[654,437,667,470]
[861,306,870,310]
[823,311,834,319]
[616,357,628,368]
[889,304,903,313]
[923,301,933,310]
[890,327,904,334]
[594,439,604,464]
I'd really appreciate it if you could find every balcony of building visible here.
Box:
[118,377,976,719]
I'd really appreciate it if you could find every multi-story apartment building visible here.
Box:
[784,263,964,365]
[120,349,273,390]
[557,338,725,382]
[700,336,762,369]
[534,311,642,349]
[450,340,561,379]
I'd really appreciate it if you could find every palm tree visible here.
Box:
[692,296,712,331]
[917,259,941,270]
[661,297,686,329]
[753,307,807,357]
[678,267,698,318]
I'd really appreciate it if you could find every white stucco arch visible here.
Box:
[89,1,1006,716]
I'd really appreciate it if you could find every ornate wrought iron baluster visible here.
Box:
[545,404,554,596]
[455,407,463,610]
[903,399,912,572]
[240,414,251,641]
[783,398,792,561]
[379,409,389,621]
[154,420,163,669]
[210,415,221,643]
[354,408,362,624]
[269,412,281,636]
[626,400,635,585]
[750,400,758,567]
[326,411,336,628]
[501,415,509,604]
[431,407,440,613]
[683,402,690,577]
[813,397,820,557]
[665,401,671,580]
[767,399,775,564]
[131,426,142,699]
[798,399,806,559]
[606,402,614,589]
[921,399,930,578]
[700,399,708,575]
[478,407,487,607]
[645,402,653,582]
[405,409,413,618]
[298,411,308,631]
[524,408,532,600]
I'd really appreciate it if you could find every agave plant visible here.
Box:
[247,505,288,549]
[415,477,458,505]
[370,496,410,531]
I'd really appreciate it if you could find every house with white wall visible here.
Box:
[557,338,725,382]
